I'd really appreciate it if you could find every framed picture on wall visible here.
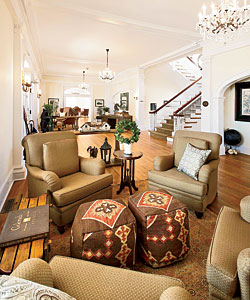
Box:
[120,92,129,111]
[150,103,157,111]
[95,99,104,107]
[48,98,59,113]
[235,82,250,122]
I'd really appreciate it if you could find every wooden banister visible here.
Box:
[173,92,202,116]
[149,76,202,114]
[187,56,202,71]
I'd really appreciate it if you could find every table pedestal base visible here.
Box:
[117,160,138,195]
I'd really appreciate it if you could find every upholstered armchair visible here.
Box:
[22,132,113,231]
[206,196,250,300]
[148,130,222,218]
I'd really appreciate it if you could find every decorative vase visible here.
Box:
[105,112,109,115]
[124,143,132,155]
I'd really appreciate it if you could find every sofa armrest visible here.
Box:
[237,248,250,300]
[198,159,219,184]
[153,153,174,171]
[26,165,62,192]
[79,157,105,176]
[10,258,53,288]
[160,286,192,300]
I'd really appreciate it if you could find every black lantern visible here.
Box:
[100,137,112,164]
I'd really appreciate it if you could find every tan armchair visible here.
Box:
[22,132,113,232]
[148,130,222,218]
[206,196,250,300]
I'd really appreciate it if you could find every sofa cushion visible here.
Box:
[174,137,208,167]
[0,275,75,300]
[53,172,113,207]
[177,143,211,180]
[148,168,207,197]
[206,206,250,298]
[49,256,183,300]
[43,139,79,178]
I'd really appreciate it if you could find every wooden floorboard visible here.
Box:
[6,131,250,215]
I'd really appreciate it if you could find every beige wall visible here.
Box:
[224,78,250,153]
[0,0,14,202]
[144,61,187,128]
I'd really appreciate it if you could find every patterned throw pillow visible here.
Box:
[177,143,211,180]
[0,275,75,300]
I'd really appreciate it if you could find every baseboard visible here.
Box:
[0,169,14,211]
[236,145,250,155]
[13,165,26,181]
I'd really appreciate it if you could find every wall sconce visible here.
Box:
[22,73,31,92]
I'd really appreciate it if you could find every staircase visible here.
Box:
[149,55,202,141]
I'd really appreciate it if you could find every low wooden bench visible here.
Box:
[0,194,50,274]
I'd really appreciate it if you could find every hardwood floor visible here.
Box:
[6,131,250,215]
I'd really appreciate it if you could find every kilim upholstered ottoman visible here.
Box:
[70,199,136,268]
[128,189,190,268]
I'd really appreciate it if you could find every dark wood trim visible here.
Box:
[149,76,202,114]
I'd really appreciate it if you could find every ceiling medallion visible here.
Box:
[99,49,115,81]
[197,0,250,41]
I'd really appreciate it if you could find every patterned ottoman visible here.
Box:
[70,199,136,268]
[128,189,190,268]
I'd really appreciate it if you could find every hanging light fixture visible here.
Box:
[79,70,89,91]
[197,0,250,41]
[99,49,115,81]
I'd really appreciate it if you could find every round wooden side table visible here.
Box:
[114,150,143,195]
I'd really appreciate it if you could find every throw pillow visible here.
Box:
[0,275,75,299]
[177,143,211,180]
[60,112,66,117]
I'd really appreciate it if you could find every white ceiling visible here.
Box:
[23,0,203,80]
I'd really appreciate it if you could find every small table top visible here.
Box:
[114,150,143,161]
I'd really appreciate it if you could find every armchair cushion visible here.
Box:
[160,286,193,300]
[0,275,74,300]
[26,165,62,192]
[148,168,207,197]
[177,143,211,180]
[43,139,79,178]
[174,137,208,167]
[53,172,113,207]
[153,153,174,171]
[79,157,105,176]
[237,248,250,300]
[240,196,250,223]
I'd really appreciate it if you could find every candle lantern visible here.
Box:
[100,137,112,164]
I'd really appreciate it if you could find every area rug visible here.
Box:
[49,181,217,300]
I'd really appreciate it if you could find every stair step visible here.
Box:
[149,130,168,140]
[156,127,173,135]
[184,126,192,129]
[164,118,174,123]
[185,121,197,124]
[161,123,174,130]
[196,112,201,115]
[190,117,201,120]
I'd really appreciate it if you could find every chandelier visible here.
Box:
[99,49,115,81]
[197,0,250,41]
[79,71,88,90]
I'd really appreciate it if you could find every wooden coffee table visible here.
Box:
[0,194,50,274]
[114,150,143,195]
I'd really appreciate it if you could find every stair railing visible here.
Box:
[149,76,202,130]
[173,92,202,132]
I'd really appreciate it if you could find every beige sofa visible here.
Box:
[22,132,113,231]
[206,196,250,300]
[148,130,222,218]
[10,256,192,300]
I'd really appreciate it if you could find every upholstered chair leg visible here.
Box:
[195,211,204,219]
[57,225,65,234]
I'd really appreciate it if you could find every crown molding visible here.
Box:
[140,41,202,69]
[32,0,199,42]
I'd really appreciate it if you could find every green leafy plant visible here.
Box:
[115,119,140,144]
[43,104,54,117]
[103,106,110,113]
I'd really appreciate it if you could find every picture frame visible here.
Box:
[48,98,59,113]
[150,103,157,111]
[95,99,104,107]
[235,82,250,122]
[120,92,129,111]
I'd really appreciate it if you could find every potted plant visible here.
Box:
[115,119,140,154]
[103,106,110,115]
[43,104,54,131]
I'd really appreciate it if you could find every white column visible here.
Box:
[212,96,225,155]
[135,67,146,130]
[13,24,26,180]
[201,55,212,132]
[105,82,112,112]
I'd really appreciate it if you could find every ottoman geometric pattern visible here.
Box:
[71,199,136,269]
[128,189,190,268]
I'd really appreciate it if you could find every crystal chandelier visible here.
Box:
[99,49,115,81]
[197,0,250,41]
